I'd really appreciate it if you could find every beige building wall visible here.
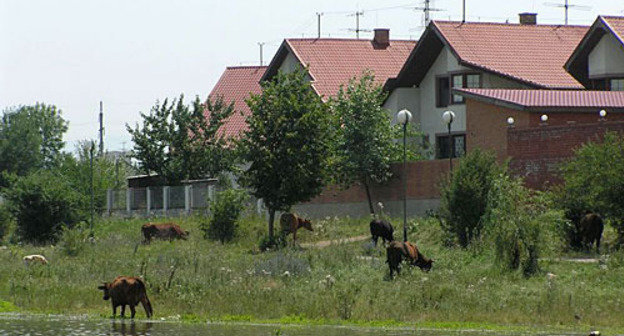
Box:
[588,33,624,78]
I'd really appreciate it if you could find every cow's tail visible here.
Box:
[135,278,153,318]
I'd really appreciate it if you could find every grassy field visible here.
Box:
[1,213,623,333]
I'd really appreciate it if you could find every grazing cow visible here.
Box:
[578,212,604,253]
[370,219,394,246]
[386,241,433,278]
[280,213,313,245]
[23,254,48,266]
[98,276,153,318]
[141,222,189,243]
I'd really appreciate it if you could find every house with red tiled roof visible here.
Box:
[387,13,589,159]
[208,65,267,138]
[262,29,416,100]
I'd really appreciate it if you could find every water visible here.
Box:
[0,314,586,336]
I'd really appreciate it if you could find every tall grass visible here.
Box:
[0,214,623,330]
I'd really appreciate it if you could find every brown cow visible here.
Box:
[280,213,313,245]
[98,276,153,318]
[141,222,189,243]
[386,240,433,278]
[578,212,604,253]
[370,219,394,246]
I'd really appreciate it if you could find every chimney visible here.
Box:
[373,28,390,48]
[519,12,537,25]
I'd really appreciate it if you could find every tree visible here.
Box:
[558,132,624,246]
[240,68,332,240]
[439,149,503,247]
[126,95,235,185]
[330,71,400,215]
[0,103,68,175]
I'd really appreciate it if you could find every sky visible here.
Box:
[1,0,623,153]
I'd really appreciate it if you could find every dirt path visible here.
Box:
[300,234,369,248]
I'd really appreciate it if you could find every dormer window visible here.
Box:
[590,77,624,91]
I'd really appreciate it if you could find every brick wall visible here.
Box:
[507,120,624,189]
[305,159,452,205]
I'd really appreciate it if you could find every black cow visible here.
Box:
[370,219,394,246]
[578,212,604,253]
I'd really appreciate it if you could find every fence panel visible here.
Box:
[168,186,186,209]
[150,186,164,210]
[130,188,147,210]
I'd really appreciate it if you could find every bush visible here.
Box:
[3,171,86,243]
[58,223,89,256]
[558,132,624,247]
[202,189,248,243]
[0,205,11,241]
[484,175,564,277]
[439,149,503,247]
[258,232,287,252]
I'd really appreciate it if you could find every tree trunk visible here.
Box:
[268,208,276,240]
[363,178,375,216]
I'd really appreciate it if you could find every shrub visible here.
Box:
[58,223,89,256]
[202,188,248,243]
[558,132,624,247]
[0,205,11,241]
[3,170,86,243]
[258,232,287,252]
[439,149,503,247]
[484,175,564,277]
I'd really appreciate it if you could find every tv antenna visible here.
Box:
[412,0,445,26]
[544,0,591,25]
[347,11,371,39]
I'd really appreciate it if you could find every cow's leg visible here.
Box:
[112,303,117,317]
[120,304,126,317]
[596,236,601,254]
[130,304,136,319]
[372,235,378,247]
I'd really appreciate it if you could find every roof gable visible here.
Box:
[565,16,624,87]
[262,38,416,98]
[393,20,588,90]
[208,66,267,138]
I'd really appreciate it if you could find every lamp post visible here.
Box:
[507,117,515,127]
[442,110,456,172]
[599,109,607,121]
[397,109,412,242]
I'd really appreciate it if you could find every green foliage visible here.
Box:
[330,71,401,214]
[484,175,564,276]
[58,223,89,257]
[3,170,86,243]
[258,232,287,252]
[439,149,503,247]
[0,204,11,241]
[558,132,624,246]
[127,94,236,185]
[203,189,248,243]
[0,103,68,175]
[240,67,332,237]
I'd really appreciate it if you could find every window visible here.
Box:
[610,79,624,91]
[436,77,450,107]
[436,134,466,159]
[441,73,481,105]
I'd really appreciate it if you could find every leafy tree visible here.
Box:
[202,188,248,243]
[0,103,68,175]
[558,132,624,246]
[240,68,332,240]
[439,148,503,247]
[127,94,235,185]
[60,141,129,214]
[330,71,401,215]
[2,170,86,243]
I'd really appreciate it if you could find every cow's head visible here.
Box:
[97,282,111,300]
[416,258,434,272]
[301,219,313,231]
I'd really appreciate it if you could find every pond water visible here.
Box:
[0,314,586,336]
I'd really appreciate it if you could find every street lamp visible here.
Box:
[599,109,607,121]
[442,110,456,172]
[507,116,515,127]
[397,109,412,243]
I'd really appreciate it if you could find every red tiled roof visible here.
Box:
[602,16,624,44]
[266,38,416,98]
[208,66,266,138]
[433,21,588,89]
[457,88,624,110]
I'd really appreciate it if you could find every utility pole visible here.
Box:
[258,42,265,66]
[316,12,323,38]
[99,101,104,156]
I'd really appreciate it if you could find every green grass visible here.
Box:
[1,214,623,333]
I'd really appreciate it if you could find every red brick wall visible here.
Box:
[305,159,453,204]
[507,121,624,189]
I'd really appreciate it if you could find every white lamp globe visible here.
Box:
[442,110,455,125]
[397,109,412,125]
[599,109,607,118]
[540,114,549,122]
[507,117,515,126]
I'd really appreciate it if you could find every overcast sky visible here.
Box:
[1,0,622,153]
